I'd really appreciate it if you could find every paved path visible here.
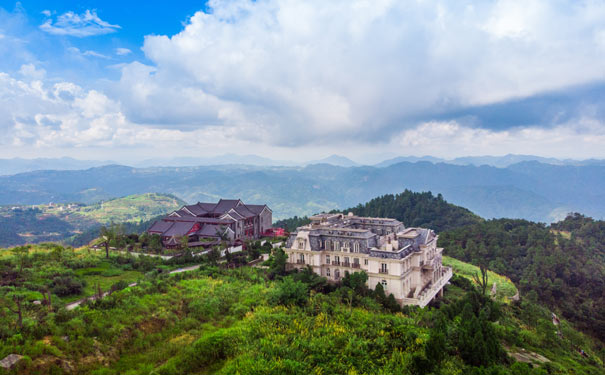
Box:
[65,264,202,310]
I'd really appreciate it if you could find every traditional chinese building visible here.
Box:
[148,199,272,248]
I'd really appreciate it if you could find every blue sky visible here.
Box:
[0,0,604,163]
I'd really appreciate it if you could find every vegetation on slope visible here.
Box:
[274,190,482,233]
[439,215,605,342]
[62,193,184,224]
[342,190,483,232]
[0,193,184,247]
[0,244,603,374]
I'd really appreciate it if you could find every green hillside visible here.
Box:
[0,193,184,247]
[274,190,482,232]
[0,244,602,374]
[61,193,185,224]
[440,215,605,342]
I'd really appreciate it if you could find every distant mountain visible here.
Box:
[0,157,116,176]
[135,154,297,168]
[375,154,605,168]
[306,154,361,167]
[374,156,444,167]
[450,154,572,168]
[1,161,605,223]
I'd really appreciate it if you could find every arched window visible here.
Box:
[353,242,360,253]
[325,239,331,251]
[326,268,331,277]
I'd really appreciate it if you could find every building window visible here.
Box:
[381,263,388,273]
[335,269,340,279]
[364,259,368,265]
[334,241,340,251]
[326,255,330,264]
[353,242,360,253]
[326,268,331,277]
[335,255,340,265]
[325,240,331,251]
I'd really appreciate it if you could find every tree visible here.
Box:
[269,277,308,307]
[473,264,489,296]
[11,245,30,274]
[268,248,288,278]
[179,235,189,251]
[207,247,221,265]
[0,288,26,329]
[100,225,115,258]
[342,271,369,296]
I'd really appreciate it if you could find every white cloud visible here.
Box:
[67,47,110,59]
[115,47,132,56]
[2,1,605,161]
[19,64,46,80]
[109,0,605,148]
[41,10,51,17]
[40,9,120,37]
[392,119,605,159]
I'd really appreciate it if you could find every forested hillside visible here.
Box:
[0,245,602,374]
[343,190,482,232]
[275,190,482,232]
[439,215,605,342]
[276,191,605,344]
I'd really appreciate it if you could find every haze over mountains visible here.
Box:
[1,157,604,223]
[1,153,604,176]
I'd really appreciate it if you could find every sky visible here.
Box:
[0,0,604,163]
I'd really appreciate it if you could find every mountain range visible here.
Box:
[1,160,604,222]
[2,153,604,176]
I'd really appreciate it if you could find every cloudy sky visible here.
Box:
[0,0,604,163]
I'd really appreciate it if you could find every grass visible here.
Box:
[443,255,518,301]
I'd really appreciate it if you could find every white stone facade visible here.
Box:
[284,213,452,307]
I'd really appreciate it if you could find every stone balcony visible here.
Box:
[401,267,452,308]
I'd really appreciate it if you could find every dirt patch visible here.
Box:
[505,346,550,364]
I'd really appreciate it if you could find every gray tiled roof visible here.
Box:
[163,221,196,237]
[183,204,209,216]
[164,216,233,224]
[148,220,174,233]
[213,199,242,213]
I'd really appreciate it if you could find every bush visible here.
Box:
[50,276,85,297]
[269,276,309,307]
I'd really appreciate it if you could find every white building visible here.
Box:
[284,213,452,307]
